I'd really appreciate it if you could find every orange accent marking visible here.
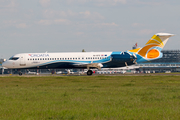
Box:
[147,49,160,59]
[145,35,164,46]
[146,40,161,45]
[138,44,158,57]
[159,43,164,48]
[128,48,141,53]
[152,35,163,43]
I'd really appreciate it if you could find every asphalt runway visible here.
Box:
[1,73,180,77]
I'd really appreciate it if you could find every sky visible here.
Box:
[0,0,180,59]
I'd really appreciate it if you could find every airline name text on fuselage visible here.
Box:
[28,54,50,57]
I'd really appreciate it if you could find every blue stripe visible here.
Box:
[34,56,112,67]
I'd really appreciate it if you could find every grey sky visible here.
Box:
[0,0,179,59]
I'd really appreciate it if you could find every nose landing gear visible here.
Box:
[19,72,22,76]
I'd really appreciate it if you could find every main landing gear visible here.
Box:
[86,63,103,76]
[87,70,93,76]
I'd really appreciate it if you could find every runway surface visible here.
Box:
[1,73,180,77]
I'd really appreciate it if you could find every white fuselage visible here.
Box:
[2,52,113,69]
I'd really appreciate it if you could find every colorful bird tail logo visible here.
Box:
[129,33,174,60]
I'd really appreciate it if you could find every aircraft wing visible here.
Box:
[73,63,103,70]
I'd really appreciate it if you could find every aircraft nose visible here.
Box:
[2,61,9,68]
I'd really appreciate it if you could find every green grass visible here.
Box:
[0,76,180,120]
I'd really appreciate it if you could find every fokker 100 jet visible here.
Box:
[2,33,174,75]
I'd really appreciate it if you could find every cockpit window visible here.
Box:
[9,57,19,60]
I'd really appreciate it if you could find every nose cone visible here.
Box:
[2,61,10,68]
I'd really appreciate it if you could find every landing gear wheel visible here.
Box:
[87,70,93,76]
[19,72,22,76]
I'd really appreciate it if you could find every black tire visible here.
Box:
[19,72,22,76]
[87,70,93,76]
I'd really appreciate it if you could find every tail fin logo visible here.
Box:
[137,35,163,59]
[128,33,174,61]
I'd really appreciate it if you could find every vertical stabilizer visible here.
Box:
[128,33,174,60]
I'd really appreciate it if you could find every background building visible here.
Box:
[137,50,180,73]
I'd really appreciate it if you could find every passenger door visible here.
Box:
[20,55,26,66]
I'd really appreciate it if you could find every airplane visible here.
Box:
[2,33,174,75]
